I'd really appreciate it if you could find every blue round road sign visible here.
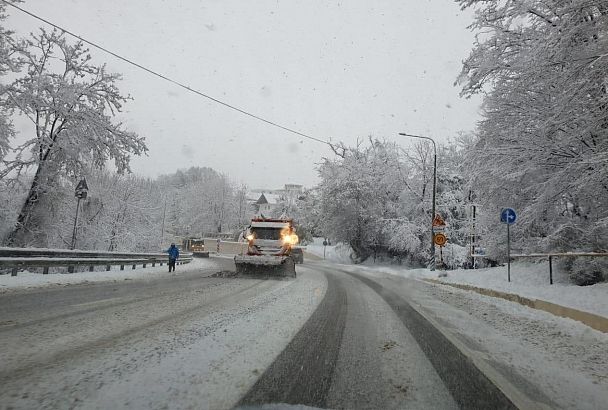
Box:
[500,208,517,224]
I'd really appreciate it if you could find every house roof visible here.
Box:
[256,193,282,205]
[256,193,268,204]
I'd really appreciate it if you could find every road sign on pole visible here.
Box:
[500,208,517,225]
[432,214,446,228]
[500,208,517,282]
[433,232,447,247]
[75,178,88,199]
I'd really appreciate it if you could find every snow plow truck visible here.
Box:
[234,217,299,278]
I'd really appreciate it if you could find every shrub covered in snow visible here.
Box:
[568,258,608,286]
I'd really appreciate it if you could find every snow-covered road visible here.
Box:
[0,257,326,409]
[1,257,606,409]
[338,264,608,410]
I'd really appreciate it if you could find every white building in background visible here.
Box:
[279,184,304,207]
[255,192,282,216]
[248,184,304,218]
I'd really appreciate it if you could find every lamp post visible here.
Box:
[71,178,89,250]
[399,132,437,271]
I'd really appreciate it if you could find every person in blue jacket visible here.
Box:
[166,243,179,272]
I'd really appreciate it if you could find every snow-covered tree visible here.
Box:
[289,187,323,245]
[318,139,425,263]
[157,167,245,239]
[316,137,473,266]
[458,1,608,282]
[1,29,147,246]
[0,1,23,160]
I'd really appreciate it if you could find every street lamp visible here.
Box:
[71,178,89,250]
[399,132,437,271]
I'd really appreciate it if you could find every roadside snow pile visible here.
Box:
[0,258,215,292]
[437,262,608,318]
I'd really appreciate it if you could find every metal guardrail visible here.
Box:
[0,247,193,276]
[510,252,608,284]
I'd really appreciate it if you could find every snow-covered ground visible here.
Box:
[305,238,607,318]
[338,263,608,410]
[401,275,608,410]
[334,260,608,318]
[305,237,353,264]
[1,265,328,409]
[0,257,218,293]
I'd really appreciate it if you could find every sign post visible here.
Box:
[432,214,447,274]
[71,178,88,250]
[500,208,517,282]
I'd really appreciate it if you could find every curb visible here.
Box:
[424,279,608,334]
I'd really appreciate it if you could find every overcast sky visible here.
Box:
[6,0,482,188]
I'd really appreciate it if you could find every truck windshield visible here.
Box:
[252,228,282,240]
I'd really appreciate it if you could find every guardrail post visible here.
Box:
[132,264,136,270]
[120,265,124,271]
[43,267,49,274]
[68,266,74,273]
[549,256,553,285]
[11,267,17,276]
[106,265,110,271]
[152,262,155,267]
[143,263,146,268]
[89,266,94,272]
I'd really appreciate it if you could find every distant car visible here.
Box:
[182,238,209,258]
[291,247,304,264]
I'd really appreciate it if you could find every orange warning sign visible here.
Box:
[432,214,446,227]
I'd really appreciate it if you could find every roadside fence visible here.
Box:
[510,252,608,284]
[0,247,193,276]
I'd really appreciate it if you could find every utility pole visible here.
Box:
[399,132,437,271]
[70,197,82,250]
[160,197,167,249]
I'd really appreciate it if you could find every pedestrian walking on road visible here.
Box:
[166,243,179,272]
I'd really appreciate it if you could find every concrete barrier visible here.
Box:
[424,279,608,334]
[203,239,247,255]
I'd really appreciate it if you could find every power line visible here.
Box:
[2,0,331,146]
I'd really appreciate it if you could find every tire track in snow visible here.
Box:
[0,279,270,383]
[238,270,347,408]
[344,270,518,410]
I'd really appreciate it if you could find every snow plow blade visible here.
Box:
[233,255,296,278]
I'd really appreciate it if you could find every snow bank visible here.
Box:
[437,262,608,318]
[338,261,608,318]
[0,258,216,293]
